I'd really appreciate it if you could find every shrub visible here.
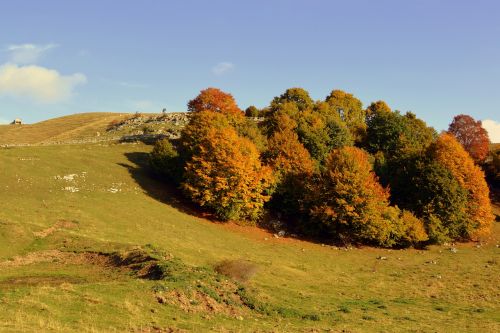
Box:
[182,126,274,221]
[385,208,428,247]
[149,138,183,184]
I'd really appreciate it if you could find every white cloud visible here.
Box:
[482,119,500,143]
[212,62,234,76]
[0,63,87,103]
[7,43,58,64]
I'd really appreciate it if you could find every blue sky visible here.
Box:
[0,0,499,138]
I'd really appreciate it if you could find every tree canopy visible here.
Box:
[448,114,490,163]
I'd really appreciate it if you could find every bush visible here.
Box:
[150,138,183,184]
[385,208,428,247]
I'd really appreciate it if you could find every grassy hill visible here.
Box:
[0,113,127,145]
[0,112,187,146]
[0,115,499,332]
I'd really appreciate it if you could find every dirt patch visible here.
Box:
[33,220,78,238]
[0,249,161,277]
[157,289,245,317]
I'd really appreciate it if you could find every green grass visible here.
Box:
[0,142,499,332]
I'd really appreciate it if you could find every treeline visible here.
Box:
[150,87,494,247]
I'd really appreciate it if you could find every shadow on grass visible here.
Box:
[119,152,364,247]
[118,152,209,219]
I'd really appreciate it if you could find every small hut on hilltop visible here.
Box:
[11,118,22,125]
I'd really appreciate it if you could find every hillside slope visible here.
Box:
[0,112,188,146]
[0,142,498,332]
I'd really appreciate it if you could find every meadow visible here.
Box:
[0,138,498,332]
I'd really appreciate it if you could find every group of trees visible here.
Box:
[150,87,494,247]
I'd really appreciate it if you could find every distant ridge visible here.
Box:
[0,112,187,146]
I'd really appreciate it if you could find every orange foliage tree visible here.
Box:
[448,114,490,163]
[306,146,427,246]
[182,126,274,221]
[264,114,315,218]
[187,87,243,116]
[264,114,315,176]
[429,133,494,239]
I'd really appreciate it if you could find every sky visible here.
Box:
[0,0,499,140]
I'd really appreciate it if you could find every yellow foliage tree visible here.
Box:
[430,133,494,239]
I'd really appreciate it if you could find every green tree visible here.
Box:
[410,160,469,243]
[245,105,260,117]
[270,87,314,113]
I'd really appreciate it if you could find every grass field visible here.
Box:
[0,113,128,145]
[0,141,499,332]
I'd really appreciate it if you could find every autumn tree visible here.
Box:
[264,91,352,164]
[306,147,427,246]
[429,133,494,239]
[270,87,314,113]
[448,114,490,163]
[187,87,243,116]
[182,126,274,221]
[366,100,391,123]
[325,90,365,142]
[264,114,315,217]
